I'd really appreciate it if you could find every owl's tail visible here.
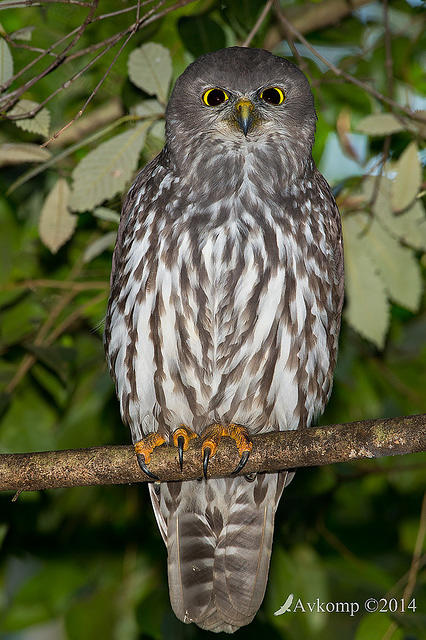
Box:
[149,472,290,633]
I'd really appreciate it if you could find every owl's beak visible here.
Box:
[235,99,255,136]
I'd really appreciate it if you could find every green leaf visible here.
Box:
[394,200,426,251]
[0,561,88,632]
[148,120,165,144]
[9,99,51,137]
[178,16,226,58]
[0,143,51,167]
[10,26,34,41]
[0,392,10,418]
[143,121,166,160]
[65,583,117,640]
[31,362,68,407]
[0,37,13,84]
[360,217,422,312]
[0,298,45,347]
[83,231,116,263]
[93,207,120,224]
[391,141,422,212]
[69,122,150,212]
[39,178,76,254]
[356,113,406,136]
[131,99,164,118]
[0,385,57,452]
[413,110,426,138]
[267,545,328,635]
[24,344,75,382]
[343,214,389,348]
[128,43,172,104]
[355,614,403,640]
[363,176,426,251]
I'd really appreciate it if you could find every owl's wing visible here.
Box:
[150,473,290,633]
[314,169,345,314]
[109,151,165,289]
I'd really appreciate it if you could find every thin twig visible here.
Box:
[42,35,134,145]
[42,0,156,146]
[5,289,105,395]
[273,6,426,125]
[369,0,394,209]
[1,0,196,117]
[0,0,158,94]
[5,261,84,394]
[404,492,426,602]
[0,0,91,6]
[7,114,141,194]
[1,279,108,291]
[385,555,426,599]
[0,25,83,96]
[383,0,394,100]
[382,492,426,640]
[272,0,307,74]
[0,0,99,110]
[1,31,59,58]
[242,0,274,47]
[45,290,107,345]
[37,37,129,126]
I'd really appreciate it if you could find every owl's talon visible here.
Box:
[232,450,250,475]
[172,425,198,470]
[177,435,185,471]
[134,433,165,480]
[200,423,253,477]
[136,453,159,480]
[203,447,211,479]
[228,423,253,473]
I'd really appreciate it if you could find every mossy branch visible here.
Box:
[0,414,425,493]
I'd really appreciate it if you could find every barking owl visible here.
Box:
[104,47,344,633]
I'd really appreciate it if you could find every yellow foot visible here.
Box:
[134,433,166,480]
[228,423,253,474]
[172,425,198,470]
[200,423,253,478]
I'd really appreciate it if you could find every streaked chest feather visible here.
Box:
[106,168,340,436]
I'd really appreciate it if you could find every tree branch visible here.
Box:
[242,0,274,48]
[1,415,424,493]
[273,6,426,125]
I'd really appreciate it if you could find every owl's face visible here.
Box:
[166,47,317,172]
[199,85,289,138]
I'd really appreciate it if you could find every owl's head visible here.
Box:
[165,47,317,178]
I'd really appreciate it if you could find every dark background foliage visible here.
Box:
[0,1,425,638]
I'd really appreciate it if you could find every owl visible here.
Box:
[104,47,344,633]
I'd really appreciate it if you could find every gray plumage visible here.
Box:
[104,47,344,633]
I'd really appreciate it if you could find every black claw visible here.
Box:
[177,435,185,471]
[203,447,211,479]
[136,453,159,480]
[232,450,250,475]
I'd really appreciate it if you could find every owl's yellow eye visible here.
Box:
[260,87,285,105]
[202,88,229,107]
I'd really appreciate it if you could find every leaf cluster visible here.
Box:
[0,2,425,639]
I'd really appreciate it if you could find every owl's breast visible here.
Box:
[107,190,340,438]
[153,212,327,432]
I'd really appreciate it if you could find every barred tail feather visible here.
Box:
[149,472,289,633]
